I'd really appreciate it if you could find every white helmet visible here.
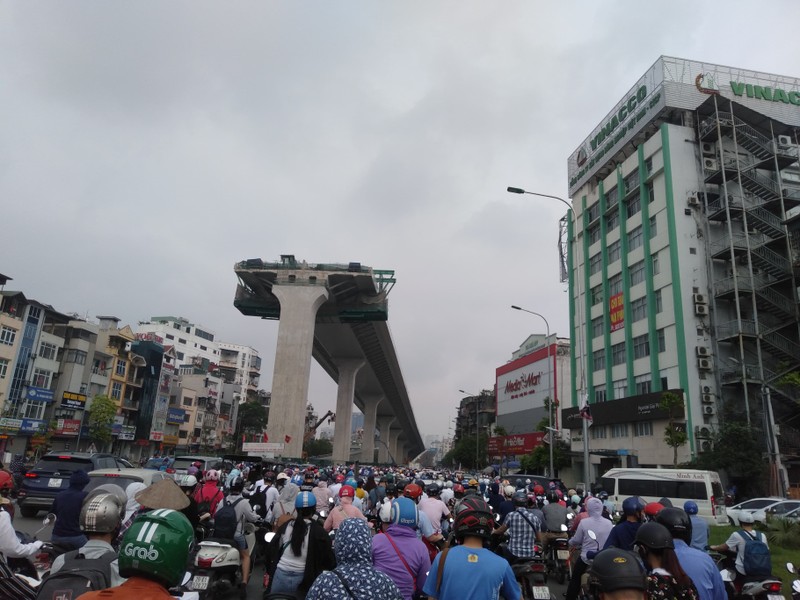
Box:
[177,474,198,490]
[504,485,515,497]
[444,481,453,489]
[379,499,393,523]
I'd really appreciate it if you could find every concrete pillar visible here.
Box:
[388,429,402,465]
[268,285,329,459]
[360,394,384,465]
[377,416,395,463]
[332,358,365,464]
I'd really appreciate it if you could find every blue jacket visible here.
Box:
[674,539,726,600]
[52,488,88,537]
[603,519,641,552]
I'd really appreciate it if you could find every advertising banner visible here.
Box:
[162,435,179,446]
[166,408,185,425]
[0,418,22,431]
[495,344,555,417]
[242,442,284,454]
[488,433,545,456]
[62,391,87,409]
[118,426,136,441]
[610,292,624,331]
[55,419,81,436]
[150,430,164,442]
[562,389,685,427]
[20,419,46,434]
[26,386,54,403]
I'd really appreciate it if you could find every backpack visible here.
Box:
[35,550,116,600]
[738,529,771,576]
[213,497,244,539]
[197,488,222,516]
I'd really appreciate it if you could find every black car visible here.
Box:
[17,452,129,517]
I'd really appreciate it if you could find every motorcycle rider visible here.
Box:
[419,484,452,537]
[402,483,446,551]
[324,484,367,531]
[540,489,569,553]
[422,496,520,600]
[586,547,648,600]
[78,509,194,600]
[710,511,771,583]
[51,469,91,550]
[683,501,709,551]
[657,507,726,600]
[176,474,201,531]
[373,496,431,599]
[492,490,541,562]
[195,469,224,516]
[634,522,699,600]
[566,497,614,600]
[227,476,262,589]
[604,497,644,551]
[0,485,43,599]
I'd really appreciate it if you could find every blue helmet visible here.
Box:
[683,500,698,515]
[345,478,358,489]
[295,491,317,509]
[622,496,644,515]
[291,474,304,486]
[390,497,418,528]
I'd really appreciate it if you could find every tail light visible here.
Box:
[766,582,782,593]
[531,563,546,572]
[166,468,175,474]
[197,557,213,568]
[533,545,542,553]
[25,473,38,478]
[711,496,716,516]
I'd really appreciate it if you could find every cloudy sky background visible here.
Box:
[3,2,799,445]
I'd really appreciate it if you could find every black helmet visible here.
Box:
[512,490,528,507]
[634,522,674,550]
[654,507,692,543]
[588,548,647,593]
[453,496,494,540]
[547,490,559,504]
[425,483,441,497]
[385,483,397,496]
[230,476,245,493]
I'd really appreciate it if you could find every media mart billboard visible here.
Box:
[495,345,554,418]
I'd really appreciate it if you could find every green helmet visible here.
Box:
[119,508,193,587]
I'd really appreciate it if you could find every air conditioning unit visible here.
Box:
[693,293,707,304]
[777,134,793,148]
[687,194,701,207]
[695,304,709,316]
[702,394,715,404]
[695,426,712,438]
[704,158,719,170]
[698,358,712,370]
[696,346,711,357]
[701,142,716,155]
[704,405,715,415]
[702,385,712,394]
[699,440,713,453]
[124,342,133,352]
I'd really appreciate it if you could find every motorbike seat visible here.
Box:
[200,537,238,546]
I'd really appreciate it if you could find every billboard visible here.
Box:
[166,408,186,425]
[62,391,87,410]
[562,389,685,428]
[488,433,545,456]
[496,344,556,417]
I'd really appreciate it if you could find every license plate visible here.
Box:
[557,550,570,560]
[767,595,783,600]
[192,575,209,590]
[48,478,62,488]
[533,586,551,600]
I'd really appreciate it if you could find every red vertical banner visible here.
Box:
[609,292,624,331]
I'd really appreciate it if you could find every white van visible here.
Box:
[599,468,728,525]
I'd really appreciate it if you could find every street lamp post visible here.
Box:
[511,306,554,477]
[459,389,481,470]
[507,186,590,488]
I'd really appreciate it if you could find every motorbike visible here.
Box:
[8,512,59,582]
[190,520,264,599]
[490,532,552,600]
[787,563,800,600]
[709,549,784,600]
[578,530,601,600]
[545,524,571,585]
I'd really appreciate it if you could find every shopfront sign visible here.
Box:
[563,389,685,427]
[62,391,87,409]
[118,426,136,441]
[730,81,800,105]
[20,418,46,434]
[488,433,545,456]
[166,408,185,425]
[55,419,81,436]
[26,386,54,403]
[0,418,22,431]
[242,442,284,454]
[162,435,179,446]
[150,430,164,442]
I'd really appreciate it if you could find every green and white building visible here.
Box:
[561,56,800,493]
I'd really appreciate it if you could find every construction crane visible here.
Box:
[304,410,335,445]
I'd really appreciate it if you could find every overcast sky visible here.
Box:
[2,2,799,445]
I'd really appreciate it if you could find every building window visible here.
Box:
[591,285,603,306]
[592,316,604,339]
[66,349,87,365]
[649,215,657,237]
[612,342,626,366]
[591,426,607,439]
[607,210,619,232]
[111,382,123,400]
[39,341,58,361]
[593,352,606,372]
[589,253,603,275]
[635,374,652,395]
[611,423,629,438]
[606,187,619,209]
[626,195,641,218]
[628,225,644,251]
[176,352,184,360]
[655,289,663,313]
[645,157,654,175]
[115,359,127,377]
[609,273,623,296]
[634,421,653,437]
[0,359,8,379]
[589,223,601,245]
[629,260,646,287]
[651,253,660,276]
[166,334,174,340]
[613,379,627,399]
[0,326,16,346]
[624,171,639,194]
[608,240,621,264]
[631,296,647,322]
[183,396,193,407]
[633,334,650,359]
[594,388,607,403]
[200,345,207,351]
[586,202,601,223]
[647,181,655,203]
[178,338,187,344]
[657,329,666,353]
[21,400,46,421]
[31,368,52,388]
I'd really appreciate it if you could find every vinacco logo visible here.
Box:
[695,73,720,95]
[729,81,800,105]
[576,146,588,167]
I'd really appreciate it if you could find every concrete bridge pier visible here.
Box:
[388,429,402,465]
[377,416,395,463]
[268,286,329,458]
[360,394,383,465]
[332,358,365,464]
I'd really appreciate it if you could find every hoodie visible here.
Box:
[52,470,89,537]
[568,497,613,562]
[313,481,332,511]
[306,518,402,600]
[373,524,431,599]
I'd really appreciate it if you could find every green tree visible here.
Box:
[660,391,688,467]
[304,437,333,458]
[519,442,571,474]
[237,401,268,439]
[88,394,117,450]
[442,433,488,470]
[693,421,766,498]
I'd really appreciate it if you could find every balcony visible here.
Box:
[121,399,138,411]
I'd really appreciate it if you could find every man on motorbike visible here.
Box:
[0,480,43,600]
[419,484,452,538]
[323,484,367,532]
[226,476,262,589]
[566,497,613,600]
[604,496,644,551]
[78,509,194,600]
[684,501,709,551]
[51,469,91,550]
[539,490,568,553]
[493,490,541,563]
[710,511,771,582]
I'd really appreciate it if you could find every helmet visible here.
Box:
[345,478,358,489]
[119,509,194,587]
[512,490,528,507]
[453,496,494,540]
[335,474,345,483]
[571,494,581,505]
[204,469,220,482]
[634,522,674,550]
[547,491,559,504]
[587,548,647,593]
[533,484,545,496]
[177,475,198,491]
[230,476,245,493]
[390,497,418,528]
[80,492,124,534]
[403,483,423,501]
[379,500,393,523]
[425,483,440,497]
[683,501,698,515]
[738,512,755,524]
[622,496,644,516]
[0,471,13,493]
[296,491,316,509]
[643,502,664,519]
[264,471,275,482]
[339,485,355,499]
[385,483,397,496]
[658,497,673,508]
[504,485,516,498]
[453,483,465,497]
[193,461,202,468]
[291,475,304,486]
[86,483,127,508]
[444,481,453,489]
[654,507,692,543]
[598,491,609,500]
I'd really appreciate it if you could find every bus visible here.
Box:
[598,468,728,525]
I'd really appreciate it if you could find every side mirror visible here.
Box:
[566,512,574,520]
[252,505,261,512]
[787,562,795,574]
[46,513,57,524]
[720,569,733,583]
[587,530,597,541]
[264,532,276,543]
[561,524,568,532]
[181,572,192,586]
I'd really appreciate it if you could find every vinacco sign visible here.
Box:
[729,81,800,105]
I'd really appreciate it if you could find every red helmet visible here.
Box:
[335,474,345,483]
[453,483,465,496]
[0,471,12,491]
[644,502,665,518]
[339,485,355,498]
[533,484,545,495]
[403,483,423,500]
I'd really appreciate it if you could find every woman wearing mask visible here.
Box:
[266,491,334,599]
[634,522,698,600]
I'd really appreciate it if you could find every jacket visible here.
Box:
[372,525,431,599]
[77,575,173,600]
[568,497,613,562]
[266,516,335,595]
[323,497,366,531]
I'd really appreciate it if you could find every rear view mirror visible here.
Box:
[264,532,276,543]
[561,524,568,532]
[587,530,597,541]
[787,562,795,574]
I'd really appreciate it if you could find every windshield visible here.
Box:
[85,475,146,493]
[35,457,93,473]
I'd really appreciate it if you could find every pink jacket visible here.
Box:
[323,497,366,531]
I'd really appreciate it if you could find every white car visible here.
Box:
[764,500,800,520]
[726,497,785,526]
